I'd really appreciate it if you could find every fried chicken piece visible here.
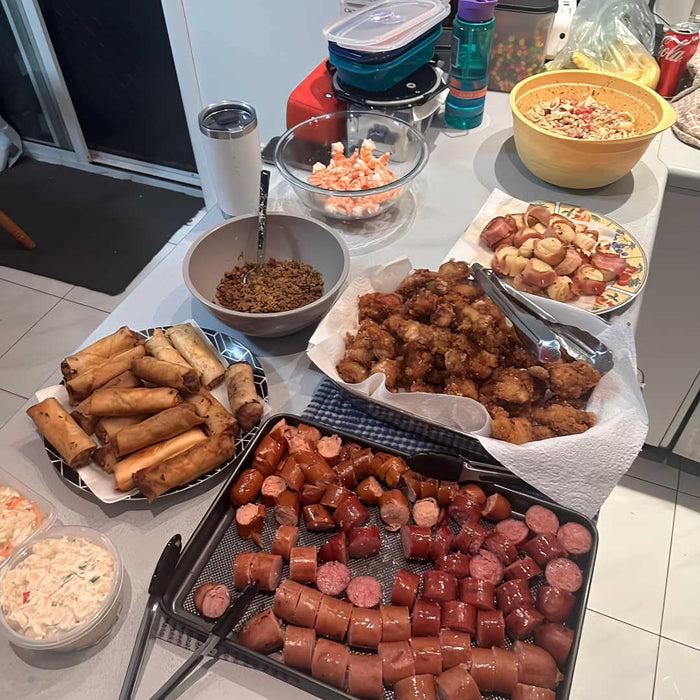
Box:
[370,359,403,392]
[508,345,542,369]
[344,331,373,366]
[405,289,440,321]
[532,425,556,441]
[430,302,456,328]
[444,339,499,380]
[358,292,404,323]
[410,380,440,393]
[383,314,434,346]
[445,378,479,400]
[527,365,550,381]
[549,360,601,400]
[532,402,596,436]
[480,367,535,405]
[490,407,533,445]
[337,359,369,384]
[438,259,472,283]
[424,368,448,385]
[404,341,433,382]
[452,282,484,301]
[459,300,516,355]
[357,319,397,361]
[395,269,439,298]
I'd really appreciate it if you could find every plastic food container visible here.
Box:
[0,525,124,651]
[489,0,557,92]
[0,468,56,570]
[329,26,443,91]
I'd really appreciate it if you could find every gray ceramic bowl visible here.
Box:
[183,213,350,337]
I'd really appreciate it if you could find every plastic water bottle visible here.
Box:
[445,0,498,129]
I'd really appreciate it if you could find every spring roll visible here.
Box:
[113,428,207,491]
[93,444,117,473]
[26,397,97,468]
[61,326,143,380]
[134,427,237,501]
[131,356,201,394]
[95,415,147,444]
[81,387,182,416]
[225,362,264,431]
[71,370,143,435]
[165,323,225,389]
[112,404,205,457]
[66,345,146,405]
[144,328,194,371]
[183,389,239,436]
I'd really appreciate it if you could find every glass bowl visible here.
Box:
[274,111,429,221]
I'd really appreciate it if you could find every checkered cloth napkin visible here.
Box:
[672,51,700,148]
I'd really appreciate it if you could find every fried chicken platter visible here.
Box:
[336,260,602,445]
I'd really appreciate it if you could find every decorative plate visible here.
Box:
[46,327,269,502]
[539,201,648,315]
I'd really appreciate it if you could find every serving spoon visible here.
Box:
[243,169,270,284]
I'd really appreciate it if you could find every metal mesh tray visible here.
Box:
[160,413,598,700]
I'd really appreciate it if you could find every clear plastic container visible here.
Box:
[0,525,124,651]
[0,468,57,570]
[488,0,557,92]
[324,0,449,53]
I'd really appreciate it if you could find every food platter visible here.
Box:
[44,327,269,502]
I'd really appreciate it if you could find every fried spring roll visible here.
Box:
[61,326,142,380]
[27,397,97,468]
[113,428,207,491]
[132,356,201,394]
[144,328,194,371]
[225,362,264,431]
[183,389,238,436]
[134,428,237,501]
[93,444,117,473]
[66,345,146,405]
[165,323,225,389]
[112,404,205,457]
[81,387,182,416]
[95,415,147,444]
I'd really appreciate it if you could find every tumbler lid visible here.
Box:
[198,101,257,139]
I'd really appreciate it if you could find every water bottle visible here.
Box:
[444,0,498,129]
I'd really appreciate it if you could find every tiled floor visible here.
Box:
[0,204,698,697]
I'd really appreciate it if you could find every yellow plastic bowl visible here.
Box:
[510,70,676,189]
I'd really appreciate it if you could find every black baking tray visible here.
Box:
[160,413,598,700]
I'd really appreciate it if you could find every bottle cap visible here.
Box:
[458,0,498,22]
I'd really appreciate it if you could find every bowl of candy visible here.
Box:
[275,111,429,221]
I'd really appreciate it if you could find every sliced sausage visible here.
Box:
[274,489,300,526]
[395,674,437,700]
[482,493,512,521]
[302,503,335,531]
[278,455,305,492]
[193,583,230,619]
[402,470,424,502]
[525,505,560,535]
[492,646,520,695]
[347,575,383,608]
[520,533,567,566]
[317,435,342,467]
[412,599,441,637]
[311,637,350,690]
[378,639,416,686]
[447,492,481,526]
[348,525,382,558]
[439,630,472,670]
[290,584,323,628]
[379,489,411,532]
[452,522,490,555]
[282,624,316,670]
[333,494,370,532]
[271,524,299,562]
[352,447,375,478]
[260,474,287,505]
[268,417,288,442]
[441,601,476,635]
[470,646,496,691]
[272,578,303,622]
[401,525,432,561]
[435,552,471,579]
[380,604,411,642]
[459,577,496,611]
[253,435,285,476]
[506,606,545,640]
[514,640,562,689]
[229,468,264,506]
[289,423,322,447]
[413,497,440,527]
[238,609,284,653]
[469,550,504,585]
[334,459,358,489]
[299,482,325,505]
[316,561,350,597]
[484,532,519,565]
[476,609,505,648]
[289,545,317,584]
[461,483,487,508]
[410,636,442,675]
[496,579,535,616]
[338,441,363,462]
[357,476,384,505]
[315,595,352,641]
[235,503,266,546]
[249,552,283,591]
[348,606,382,649]
[376,455,410,488]
[545,558,583,593]
[233,551,256,589]
[393,568,421,609]
[534,623,574,665]
[437,481,459,507]
[422,570,458,604]
[536,586,576,623]
[556,521,593,555]
[420,478,439,501]
[435,663,481,700]
[512,683,556,700]
[295,450,336,486]
[429,525,455,561]
[320,483,351,510]
[347,653,384,699]
[504,556,542,581]
[496,518,531,547]
[318,531,347,564]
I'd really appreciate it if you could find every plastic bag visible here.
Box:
[547,0,660,89]
[0,115,22,171]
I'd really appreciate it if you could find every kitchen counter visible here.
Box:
[0,92,669,699]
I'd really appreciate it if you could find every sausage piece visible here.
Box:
[412,599,441,637]
[420,478,439,501]
[282,625,316,670]
[347,575,383,608]
[302,503,335,531]
[536,585,576,623]
[447,492,481,526]
[316,561,351,597]
[520,533,567,566]
[410,636,442,675]
[534,622,574,665]
[469,550,504,585]
[482,493,512,521]
[422,570,458,604]
[318,532,347,564]
[374,455,409,488]
[278,455,305,492]
[435,663,482,700]
[484,532,519,565]
[512,683,556,700]
[476,609,505,648]
[249,552,283,591]
[320,484,350,510]
[379,489,410,532]
[229,468,264,506]
[260,474,287,505]
[401,525,432,561]
[435,552,471,579]
[253,435,285,476]
[514,640,562,689]
[290,584,323,628]
[557,521,593,555]
[334,459,358,489]
[348,653,384,699]
[315,595,352,641]
[238,609,284,653]
[441,601,476,635]
[461,483,487,508]
[333,494,370,532]
[272,579,303,622]
[193,583,230,619]
[504,556,542,581]
[380,604,411,642]
[506,606,545,640]
[460,577,496,611]
[299,482,325,505]
[492,646,520,695]
[235,503,266,546]
[271,524,299,562]
[413,497,440,527]
[469,646,496,691]
[395,674,437,700]
[348,607,382,649]
[289,545,317,584]
[452,522,490,555]
[393,568,421,609]
[295,450,336,486]
[496,518,530,547]
[274,489,300,526]
[545,557,583,592]
[429,525,455,561]
[525,505,560,535]
[346,525,381,559]
[311,637,350,690]
[316,435,342,467]
[402,470,424,502]
[379,639,416,686]
[233,552,255,588]
[437,481,459,507]
[439,630,472,670]
[357,476,384,505]
[496,579,534,616]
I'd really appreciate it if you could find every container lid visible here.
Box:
[323,0,450,53]
[458,0,497,22]
[495,0,558,13]
[198,101,257,139]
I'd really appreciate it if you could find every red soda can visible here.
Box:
[657,23,699,98]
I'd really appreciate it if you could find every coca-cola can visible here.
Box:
[657,22,699,98]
